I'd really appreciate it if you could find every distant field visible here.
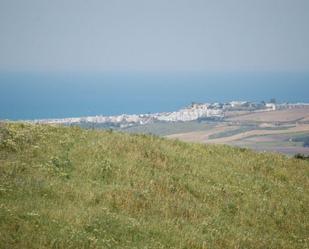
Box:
[226,107,309,123]
[119,120,217,136]
[208,126,258,139]
[205,124,309,143]
[230,132,309,156]
[167,124,309,155]
[166,124,239,142]
[163,107,309,155]
[167,124,309,142]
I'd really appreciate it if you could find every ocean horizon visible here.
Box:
[1,71,309,120]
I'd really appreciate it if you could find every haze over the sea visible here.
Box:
[0,1,308,119]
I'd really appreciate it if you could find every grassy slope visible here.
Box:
[0,123,308,249]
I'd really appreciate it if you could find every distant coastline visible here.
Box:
[24,101,309,128]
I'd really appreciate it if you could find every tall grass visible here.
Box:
[0,122,308,249]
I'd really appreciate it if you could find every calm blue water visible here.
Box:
[0,71,309,120]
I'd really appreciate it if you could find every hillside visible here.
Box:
[0,123,308,249]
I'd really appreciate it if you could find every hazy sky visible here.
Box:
[0,0,309,72]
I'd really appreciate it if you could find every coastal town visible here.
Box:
[32,101,309,128]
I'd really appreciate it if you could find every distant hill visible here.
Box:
[0,123,308,249]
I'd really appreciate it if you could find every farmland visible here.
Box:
[165,107,309,155]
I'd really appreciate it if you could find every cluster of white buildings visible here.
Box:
[156,103,223,122]
[33,100,308,127]
[33,103,224,126]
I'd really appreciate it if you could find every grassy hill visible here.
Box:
[0,123,308,249]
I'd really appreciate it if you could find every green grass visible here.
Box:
[0,122,308,249]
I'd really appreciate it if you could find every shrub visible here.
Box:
[294,153,309,160]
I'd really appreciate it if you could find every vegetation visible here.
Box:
[0,122,308,249]
[120,121,215,136]
[294,153,309,161]
[70,120,216,136]
[290,133,309,147]
[292,135,309,148]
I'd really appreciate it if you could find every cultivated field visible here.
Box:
[226,107,309,123]
[166,107,309,155]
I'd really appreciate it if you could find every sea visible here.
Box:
[0,71,309,120]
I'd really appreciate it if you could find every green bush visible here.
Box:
[294,153,309,160]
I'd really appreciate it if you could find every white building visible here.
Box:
[265,103,276,111]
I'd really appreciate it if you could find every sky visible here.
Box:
[0,0,309,72]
